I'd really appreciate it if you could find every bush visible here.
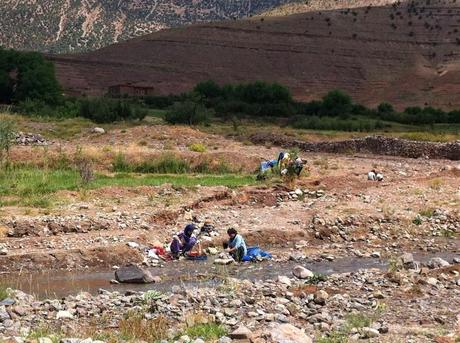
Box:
[17,98,80,118]
[165,101,214,125]
[188,143,207,153]
[80,98,146,123]
[320,90,353,118]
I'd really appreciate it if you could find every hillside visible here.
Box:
[0,0,299,53]
[261,0,403,16]
[51,0,460,109]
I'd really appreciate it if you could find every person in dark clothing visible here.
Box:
[224,228,247,262]
[170,224,197,258]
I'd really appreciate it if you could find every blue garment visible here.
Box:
[229,234,247,256]
[260,160,278,172]
[242,246,272,262]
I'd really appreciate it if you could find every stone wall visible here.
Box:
[250,134,460,160]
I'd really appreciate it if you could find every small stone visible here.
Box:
[229,325,252,339]
[400,253,414,264]
[38,338,53,343]
[361,327,380,338]
[0,306,11,320]
[314,290,329,305]
[218,337,232,343]
[214,258,234,265]
[371,252,381,258]
[207,247,218,255]
[426,277,438,286]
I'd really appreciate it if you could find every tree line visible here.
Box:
[0,46,458,128]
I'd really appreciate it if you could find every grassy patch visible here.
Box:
[419,207,435,218]
[0,165,256,208]
[184,323,227,341]
[112,152,237,175]
[317,311,381,343]
[0,284,10,301]
[28,325,62,343]
[119,311,169,342]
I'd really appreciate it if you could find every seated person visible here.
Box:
[200,220,216,236]
[223,228,247,262]
[170,224,197,258]
[294,157,305,176]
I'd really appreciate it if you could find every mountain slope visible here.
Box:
[51,0,460,109]
[261,0,403,16]
[0,0,300,53]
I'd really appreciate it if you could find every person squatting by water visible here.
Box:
[223,228,247,262]
[170,224,197,258]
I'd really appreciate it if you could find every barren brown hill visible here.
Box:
[51,0,460,109]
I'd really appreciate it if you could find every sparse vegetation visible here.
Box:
[0,119,15,166]
[183,322,227,341]
[119,311,169,342]
[0,284,9,301]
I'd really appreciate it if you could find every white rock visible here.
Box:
[92,127,105,134]
[361,327,380,338]
[38,338,53,343]
[292,266,314,279]
[426,277,438,286]
[277,276,292,287]
[56,310,74,319]
[270,323,312,343]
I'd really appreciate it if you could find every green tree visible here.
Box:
[194,80,222,99]
[320,90,353,118]
[165,101,214,125]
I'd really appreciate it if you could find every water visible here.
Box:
[2,252,458,299]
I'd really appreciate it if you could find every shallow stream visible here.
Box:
[2,252,458,299]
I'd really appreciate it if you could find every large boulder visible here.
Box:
[115,264,156,284]
[427,257,450,269]
[292,265,314,279]
[270,323,312,343]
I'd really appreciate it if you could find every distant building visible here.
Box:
[108,83,155,97]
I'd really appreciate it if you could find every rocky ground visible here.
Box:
[0,124,459,342]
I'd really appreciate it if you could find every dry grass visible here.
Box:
[119,311,170,342]
[429,178,443,190]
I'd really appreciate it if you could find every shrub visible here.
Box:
[320,90,353,118]
[112,152,132,172]
[133,154,190,174]
[188,143,207,153]
[80,98,146,123]
[165,101,214,125]
[0,120,15,165]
